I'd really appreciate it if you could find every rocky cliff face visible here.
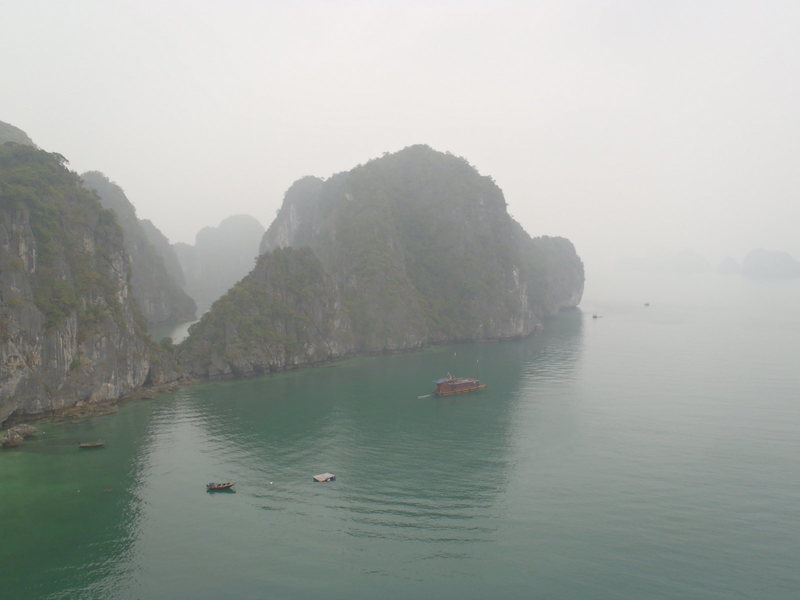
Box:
[181,145,584,377]
[175,214,264,314]
[139,218,187,289]
[178,247,352,377]
[81,171,196,325]
[0,143,173,425]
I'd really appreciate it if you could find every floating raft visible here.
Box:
[78,441,105,448]
[313,473,336,482]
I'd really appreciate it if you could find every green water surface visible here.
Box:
[2,272,799,599]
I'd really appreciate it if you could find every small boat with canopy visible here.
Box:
[206,482,235,491]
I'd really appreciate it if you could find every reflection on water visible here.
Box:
[0,404,155,599]
[138,312,584,560]
[20,309,579,599]
[147,320,198,344]
[5,276,800,599]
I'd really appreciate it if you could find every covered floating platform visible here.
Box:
[313,473,336,482]
[432,375,486,396]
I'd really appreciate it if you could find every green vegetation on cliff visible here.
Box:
[81,171,196,325]
[179,247,349,377]
[0,141,174,424]
[0,145,125,328]
[181,145,584,377]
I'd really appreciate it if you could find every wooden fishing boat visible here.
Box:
[206,482,235,491]
[313,473,336,482]
[78,441,105,448]
[432,374,486,396]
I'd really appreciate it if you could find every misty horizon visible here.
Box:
[3,4,800,595]
[4,1,800,270]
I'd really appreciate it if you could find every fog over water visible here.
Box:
[3,1,800,270]
[4,270,799,599]
[4,5,800,596]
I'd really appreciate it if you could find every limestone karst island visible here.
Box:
[0,120,583,429]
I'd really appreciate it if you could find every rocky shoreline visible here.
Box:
[0,381,182,449]
[0,312,576,448]
[1,423,37,448]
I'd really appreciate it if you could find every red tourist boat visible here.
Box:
[432,373,487,396]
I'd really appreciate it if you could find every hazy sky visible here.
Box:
[3,0,799,270]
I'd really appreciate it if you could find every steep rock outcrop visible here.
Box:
[175,214,264,314]
[182,145,583,377]
[0,143,173,425]
[81,171,196,325]
[0,121,35,147]
[741,249,800,279]
[179,247,352,377]
[139,218,187,288]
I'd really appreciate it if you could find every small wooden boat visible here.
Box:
[206,482,235,491]
[313,473,336,482]
[432,375,486,396]
[78,441,105,449]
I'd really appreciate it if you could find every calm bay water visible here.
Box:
[2,271,799,599]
